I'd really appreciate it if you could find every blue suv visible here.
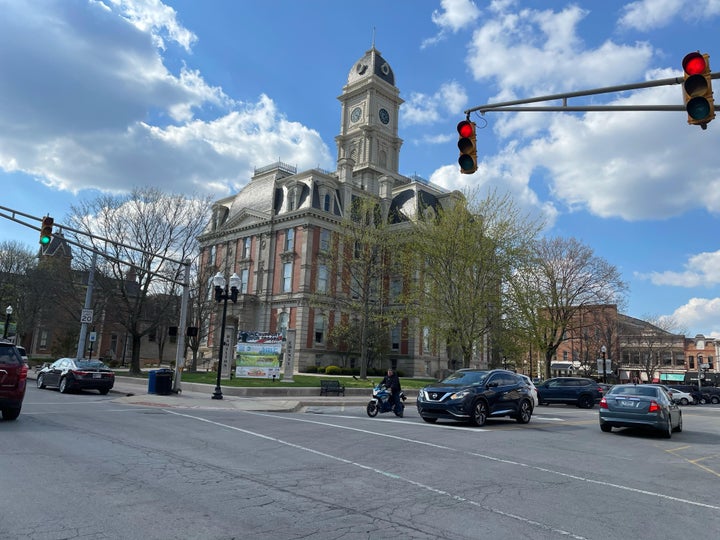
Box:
[416,369,534,427]
[536,377,604,408]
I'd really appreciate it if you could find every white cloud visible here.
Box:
[402,81,468,126]
[619,0,720,32]
[467,4,654,99]
[666,297,720,337]
[0,0,331,198]
[638,251,720,287]
[422,0,481,48]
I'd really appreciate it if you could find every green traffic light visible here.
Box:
[40,235,51,245]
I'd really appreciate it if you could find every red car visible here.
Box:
[0,342,28,421]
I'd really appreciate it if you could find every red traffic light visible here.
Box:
[683,52,707,76]
[681,51,715,128]
[457,120,477,174]
[457,120,474,138]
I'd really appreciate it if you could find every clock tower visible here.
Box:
[335,45,404,195]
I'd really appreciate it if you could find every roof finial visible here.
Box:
[372,26,376,49]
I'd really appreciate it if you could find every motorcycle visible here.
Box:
[366,383,406,418]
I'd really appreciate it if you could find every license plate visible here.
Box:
[93,373,101,379]
[620,400,635,407]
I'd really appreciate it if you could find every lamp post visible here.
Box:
[601,345,608,384]
[3,305,12,340]
[211,272,241,400]
[698,354,703,397]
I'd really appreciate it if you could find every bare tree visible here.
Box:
[186,258,215,372]
[0,241,37,342]
[66,187,210,374]
[508,236,628,379]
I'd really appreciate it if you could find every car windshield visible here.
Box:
[608,385,659,398]
[75,360,108,369]
[441,370,489,386]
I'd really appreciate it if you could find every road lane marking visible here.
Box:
[167,409,587,539]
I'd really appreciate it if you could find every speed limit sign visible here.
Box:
[80,309,94,324]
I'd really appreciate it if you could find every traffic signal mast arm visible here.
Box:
[465,72,720,114]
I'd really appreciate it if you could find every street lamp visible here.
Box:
[211,272,241,400]
[601,345,608,384]
[3,306,12,340]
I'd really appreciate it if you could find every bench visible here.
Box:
[320,379,345,396]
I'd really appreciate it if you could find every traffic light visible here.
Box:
[682,51,715,128]
[457,120,477,174]
[39,216,54,245]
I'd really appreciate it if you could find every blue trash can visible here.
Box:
[155,368,173,395]
[148,370,157,394]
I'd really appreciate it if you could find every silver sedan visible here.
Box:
[599,384,682,438]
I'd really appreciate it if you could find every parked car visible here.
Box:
[536,377,605,408]
[599,384,682,438]
[0,342,28,420]
[37,358,115,394]
[699,386,720,404]
[15,345,29,366]
[416,369,534,427]
[649,384,694,405]
[518,374,540,408]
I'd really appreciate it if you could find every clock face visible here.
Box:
[379,108,390,125]
[351,107,362,123]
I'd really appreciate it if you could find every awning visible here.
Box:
[660,373,685,382]
[550,362,573,370]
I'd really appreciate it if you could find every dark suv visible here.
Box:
[536,377,604,408]
[416,369,534,427]
[0,342,28,421]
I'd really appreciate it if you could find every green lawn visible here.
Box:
[117,370,436,389]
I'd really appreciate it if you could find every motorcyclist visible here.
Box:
[381,368,402,412]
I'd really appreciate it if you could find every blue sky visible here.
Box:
[2,0,720,336]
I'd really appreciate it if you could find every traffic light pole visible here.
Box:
[465,72,720,115]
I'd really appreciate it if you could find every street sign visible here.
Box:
[80,309,94,324]
[89,332,97,342]
[701,363,710,369]
[597,358,612,373]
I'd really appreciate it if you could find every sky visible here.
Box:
[1,0,720,337]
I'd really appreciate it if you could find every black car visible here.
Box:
[37,358,115,394]
[416,369,534,427]
[536,377,604,408]
[0,342,28,420]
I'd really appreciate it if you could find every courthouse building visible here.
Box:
[197,46,462,376]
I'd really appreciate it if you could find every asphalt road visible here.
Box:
[3,384,720,540]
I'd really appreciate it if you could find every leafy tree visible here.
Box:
[405,189,542,369]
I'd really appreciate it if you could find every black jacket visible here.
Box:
[382,373,401,394]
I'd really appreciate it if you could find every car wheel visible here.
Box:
[515,400,532,424]
[471,400,488,427]
[680,398,689,406]
[673,413,683,433]
[98,388,110,395]
[578,395,594,409]
[600,423,612,433]
[1,407,21,421]
[59,377,69,394]
[37,374,46,389]
[421,416,437,423]
[662,420,673,439]
[711,396,720,404]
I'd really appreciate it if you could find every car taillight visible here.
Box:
[648,401,660,413]
[19,364,28,382]
[597,387,604,394]
[599,397,608,409]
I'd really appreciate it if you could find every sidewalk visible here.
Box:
[28,370,376,412]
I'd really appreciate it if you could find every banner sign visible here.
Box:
[235,342,281,379]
